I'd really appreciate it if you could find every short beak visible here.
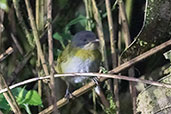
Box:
[92,39,100,43]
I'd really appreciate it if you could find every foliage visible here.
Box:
[0,0,170,113]
[104,91,116,114]
[0,87,42,114]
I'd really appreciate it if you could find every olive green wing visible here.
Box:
[55,43,72,73]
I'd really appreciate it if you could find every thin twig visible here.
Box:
[118,0,136,113]
[8,51,32,84]
[91,0,110,109]
[35,0,46,111]
[10,33,24,55]
[47,0,59,113]
[110,39,171,73]
[105,0,120,113]
[118,0,131,46]
[0,73,21,114]
[105,0,118,68]
[24,0,49,76]
[1,72,171,95]
[0,47,14,62]
[92,0,109,70]
[12,0,34,48]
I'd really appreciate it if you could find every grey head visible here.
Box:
[71,31,99,49]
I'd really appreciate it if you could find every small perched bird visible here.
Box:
[55,31,101,94]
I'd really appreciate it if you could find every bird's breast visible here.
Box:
[61,56,94,73]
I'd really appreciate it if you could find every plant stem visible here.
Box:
[24,0,49,76]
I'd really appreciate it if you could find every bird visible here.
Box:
[55,31,101,96]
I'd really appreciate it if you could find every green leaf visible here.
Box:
[53,32,65,49]
[53,32,63,42]
[0,94,9,110]
[24,90,42,106]
[0,87,26,110]
[0,0,8,12]
[17,87,28,105]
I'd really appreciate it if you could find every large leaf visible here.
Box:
[24,90,42,106]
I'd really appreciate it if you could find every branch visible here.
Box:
[7,51,32,85]
[24,0,49,76]
[0,47,14,62]
[118,0,136,113]
[12,0,34,48]
[0,73,21,114]
[110,39,171,73]
[11,33,24,55]
[92,0,109,70]
[1,72,171,94]
[118,0,131,46]
[47,0,59,113]
[105,0,119,113]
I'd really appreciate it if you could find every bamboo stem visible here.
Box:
[105,0,120,113]
[47,0,59,113]
[24,0,49,76]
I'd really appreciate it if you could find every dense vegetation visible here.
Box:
[0,0,170,114]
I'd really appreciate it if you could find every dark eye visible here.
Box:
[83,39,87,42]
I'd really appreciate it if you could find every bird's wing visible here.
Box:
[55,44,73,73]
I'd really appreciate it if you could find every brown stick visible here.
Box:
[0,47,14,62]
[47,0,59,113]
[92,0,109,70]
[110,40,171,73]
[0,73,21,114]
[12,0,34,48]
[11,33,24,55]
[105,0,120,113]
[2,71,171,95]
[119,0,136,113]
[24,0,49,76]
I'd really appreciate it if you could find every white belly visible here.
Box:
[61,56,96,83]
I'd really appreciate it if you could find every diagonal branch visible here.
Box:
[24,0,49,76]
[0,47,14,62]
[0,73,21,114]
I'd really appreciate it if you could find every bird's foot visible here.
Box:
[64,89,76,100]
[92,77,100,85]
